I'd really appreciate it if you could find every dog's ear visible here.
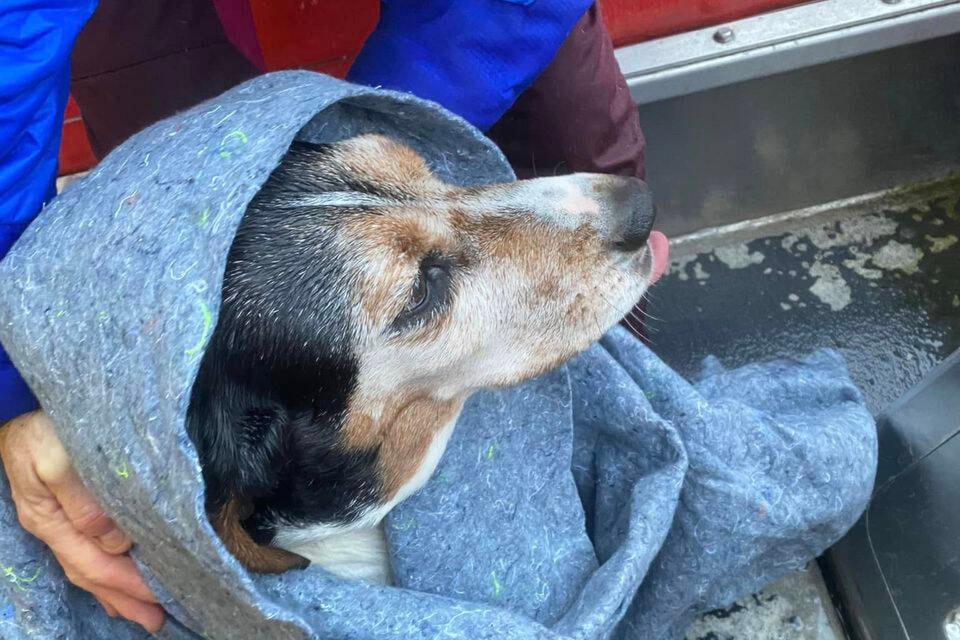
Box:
[191,400,290,516]
[213,495,310,573]
[187,350,291,512]
[287,139,331,156]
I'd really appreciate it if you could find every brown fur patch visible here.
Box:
[377,396,463,498]
[336,136,439,191]
[340,411,381,450]
[347,216,425,325]
[533,276,561,301]
[452,212,599,268]
[349,213,433,260]
[343,395,464,499]
[213,496,310,574]
[454,213,601,316]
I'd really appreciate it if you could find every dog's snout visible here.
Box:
[612,218,653,253]
[603,177,655,253]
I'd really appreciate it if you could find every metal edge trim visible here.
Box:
[616,0,960,104]
[666,169,960,258]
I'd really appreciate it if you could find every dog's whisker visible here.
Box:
[595,290,648,338]
[631,308,662,325]
[623,316,644,336]
[630,302,664,324]
[639,289,664,311]
[628,314,652,333]
[595,288,643,323]
[590,308,606,340]
[591,286,663,347]
[593,264,665,324]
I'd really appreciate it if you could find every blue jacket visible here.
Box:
[0,1,99,421]
[346,0,592,131]
[0,0,590,422]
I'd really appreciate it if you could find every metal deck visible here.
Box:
[667,176,960,639]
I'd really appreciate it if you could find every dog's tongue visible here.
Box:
[647,230,669,284]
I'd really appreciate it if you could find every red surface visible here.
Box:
[248,0,378,72]
[64,94,82,120]
[599,0,809,46]
[58,96,96,176]
[58,0,809,176]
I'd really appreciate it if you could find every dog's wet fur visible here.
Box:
[186,134,659,581]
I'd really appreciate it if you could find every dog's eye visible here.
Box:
[393,258,452,332]
[409,273,428,311]
[406,264,446,313]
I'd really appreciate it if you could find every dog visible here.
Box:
[185,134,668,583]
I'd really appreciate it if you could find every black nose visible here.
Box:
[606,177,656,252]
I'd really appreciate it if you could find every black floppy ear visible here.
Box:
[193,400,290,516]
[287,139,332,155]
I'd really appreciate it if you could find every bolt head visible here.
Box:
[713,27,735,44]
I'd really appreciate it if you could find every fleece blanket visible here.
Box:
[0,71,877,640]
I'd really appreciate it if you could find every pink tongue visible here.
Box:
[647,230,669,284]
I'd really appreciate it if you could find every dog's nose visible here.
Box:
[604,177,656,253]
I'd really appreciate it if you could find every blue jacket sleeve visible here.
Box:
[346,0,592,132]
[0,1,98,422]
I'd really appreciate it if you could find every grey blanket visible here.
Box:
[0,71,877,640]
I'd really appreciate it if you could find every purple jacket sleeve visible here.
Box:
[0,0,98,422]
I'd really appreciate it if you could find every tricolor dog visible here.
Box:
[186,134,668,583]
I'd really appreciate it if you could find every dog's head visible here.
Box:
[188,134,667,571]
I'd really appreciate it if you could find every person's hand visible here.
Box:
[0,411,164,632]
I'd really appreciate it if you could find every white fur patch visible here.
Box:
[556,182,601,218]
[285,523,393,584]
[280,192,396,209]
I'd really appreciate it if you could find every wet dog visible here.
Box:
[186,134,668,583]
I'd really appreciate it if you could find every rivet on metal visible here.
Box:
[713,27,736,44]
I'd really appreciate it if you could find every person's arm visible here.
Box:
[0,1,99,421]
[346,0,592,132]
[0,2,163,632]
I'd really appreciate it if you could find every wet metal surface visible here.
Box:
[665,176,960,639]
[638,34,960,238]
[648,176,960,415]
[684,565,843,640]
